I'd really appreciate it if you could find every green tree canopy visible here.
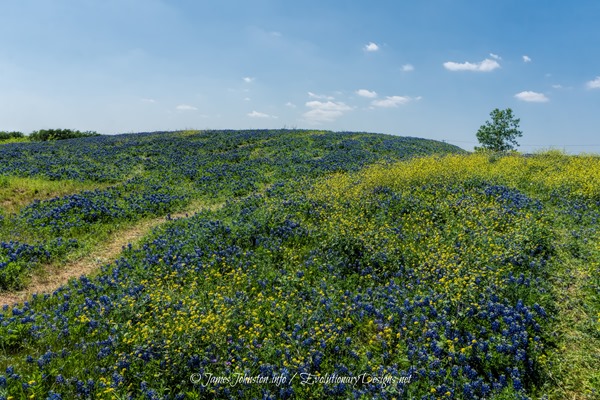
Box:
[0,131,24,141]
[475,108,522,152]
[29,129,100,141]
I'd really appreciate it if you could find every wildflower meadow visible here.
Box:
[0,131,598,399]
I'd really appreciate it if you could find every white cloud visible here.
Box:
[303,101,352,123]
[141,98,156,103]
[371,95,416,108]
[244,97,251,101]
[443,58,500,72]
[523,55,532,63]
[243,77,255,83]
[401,64,414,72]
[364,42,379,52]
[489,53,501,60]
[176,104,197,111]
[285,102,296,108]
[305,101,351,111]
[247,110,277,118]
[514,91,549,102]
[308,92,334,100]
[586,76,600,89]
[356,89,378,98]
[552,84,563,89]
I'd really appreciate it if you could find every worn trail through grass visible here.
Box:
[0,201,223,306]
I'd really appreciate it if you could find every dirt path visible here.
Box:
[0,202,222,306]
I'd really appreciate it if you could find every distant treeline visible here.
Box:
[0,129,100,142]
[28,129,100,141]
[0,131,25,141]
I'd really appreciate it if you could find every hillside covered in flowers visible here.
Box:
[0,130,598,399]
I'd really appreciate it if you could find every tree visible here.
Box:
[0,131,24,141]
[475,108,522,152]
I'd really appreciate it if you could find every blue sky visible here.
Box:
[1,0,599,152]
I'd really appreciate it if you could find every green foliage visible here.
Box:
[29,128,100,141]
[0,131,24,141]
[475,108,523,152]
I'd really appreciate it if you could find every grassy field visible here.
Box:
[0,131,598,399]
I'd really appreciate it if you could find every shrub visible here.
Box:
[29,129,100,141]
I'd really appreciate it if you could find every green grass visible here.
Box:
[0,138,30,145]
[539,207,600,399]
[0,176,105,214]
